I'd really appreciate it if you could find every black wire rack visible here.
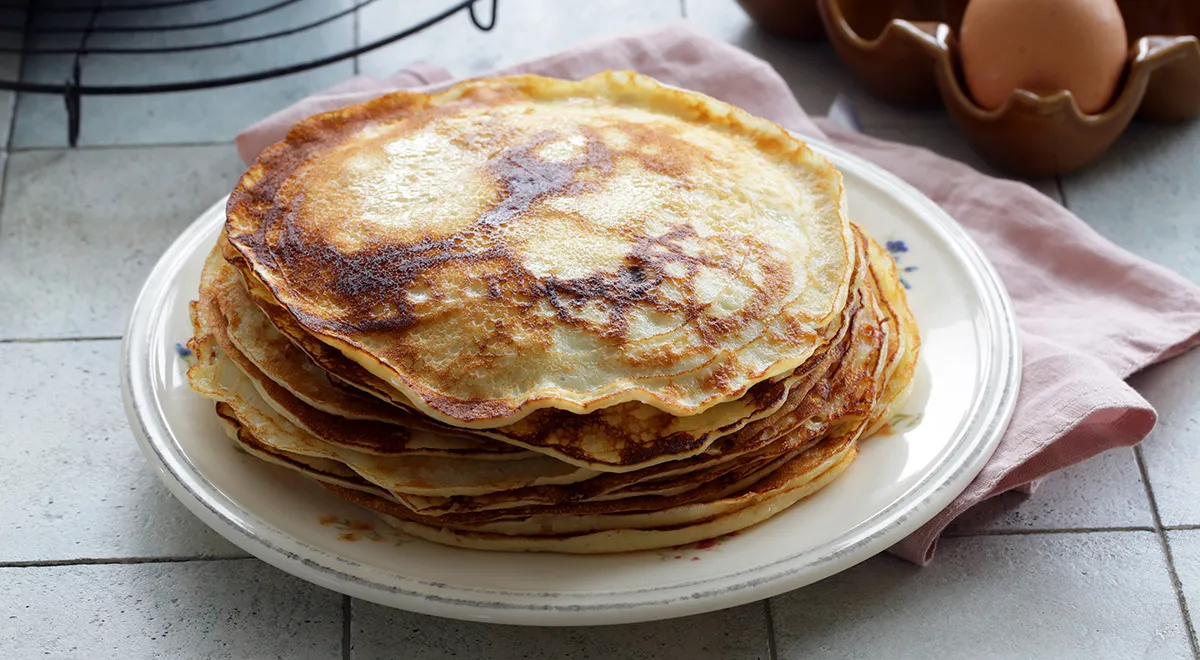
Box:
[0,0,499,145]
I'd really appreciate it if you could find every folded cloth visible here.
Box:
[235,23,1200,565]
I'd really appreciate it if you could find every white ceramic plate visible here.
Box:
[122,139,1019,626]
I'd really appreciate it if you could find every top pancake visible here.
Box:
[226,70,854,429]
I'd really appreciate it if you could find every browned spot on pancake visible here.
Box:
[611,120,705,184]
[621,343,695,370]
[701,360,738,394]
[260,128,623,347]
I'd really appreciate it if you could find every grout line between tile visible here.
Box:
[1169,525,1200,532]
[1164,533,1200,660]
[8,141,235,153]
[680,0,687,19]
[763,598,779,660]
[1055,175,1069,208]
[0,555,252,569]
[0,335,122,344]
[1135,444,1200,658]
[942,526,1155,538]
[342,595,353,660]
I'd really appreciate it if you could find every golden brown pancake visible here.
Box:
[184,70,923,554]
[188,249,892,514]
[324,425,862,553]
[215,235,865,471]
[225,71,855,429]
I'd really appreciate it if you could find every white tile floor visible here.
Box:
[945,447,1154,534]
[352,599,772,660]
[0,146,246,339]
[358,0,683,81]
[771,533,1192,660]
[0,560,343,659]
[1131,348,1200,528]
[1,1,1197,658]
[11,2,357,148]
[1171,531,1200,636]
[0,340,244,562]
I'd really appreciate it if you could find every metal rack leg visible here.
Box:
[64,62,82,148]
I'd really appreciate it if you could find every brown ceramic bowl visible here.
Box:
[737,0,1200,176]
[733,0,826,40]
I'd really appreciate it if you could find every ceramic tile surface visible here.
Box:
[1062,120,1200,285]
[947,447,1153,534]
[0,340,245,562]
[1131,347,1200,528]
[357,0,682,80]
[0,91,12,150]
[771,533,1193,660]
[3,3,1200,658]
[11,0,356,147]
[351,600,770,660]
[1167,530,1200,640]
[0,560,343,659]
[0,145,247,339]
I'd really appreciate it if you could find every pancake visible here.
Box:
[215,249,424,428]
[184,69,924,555]
[225,70,855,429]
[217,235,866,471]
[197,266,889,518]
[201,244,532,456]
[189,304,615,497]
[213,402,393,500]
[324,425,862,553]
[193,227,893,507]
[196,244,528,459]
[190,266,886,495]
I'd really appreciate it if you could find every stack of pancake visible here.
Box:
[186,71,919,553]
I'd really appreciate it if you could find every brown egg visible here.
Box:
[959,0,1129,114]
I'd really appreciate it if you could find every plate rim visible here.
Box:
[121,138,1021,626]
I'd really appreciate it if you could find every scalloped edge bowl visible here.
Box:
[737,0,1200,176]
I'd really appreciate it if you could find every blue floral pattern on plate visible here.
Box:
[886,239,917,289]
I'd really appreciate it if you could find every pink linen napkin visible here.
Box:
[235,24,1200,565]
